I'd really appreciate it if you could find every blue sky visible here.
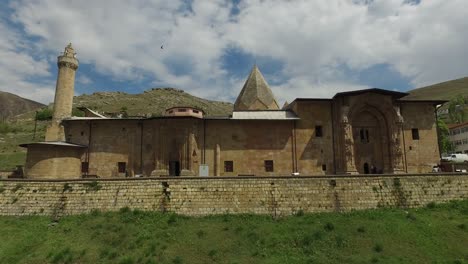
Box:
[0,0,467,104]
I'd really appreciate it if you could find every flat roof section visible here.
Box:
[19,141,88,148]
[231,111,299,120]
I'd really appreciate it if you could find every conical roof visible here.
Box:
[234,65,280,111]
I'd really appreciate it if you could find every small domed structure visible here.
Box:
[164,107,204,118]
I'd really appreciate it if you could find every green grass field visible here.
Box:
[0,121,46,171]
[0,200,466,264]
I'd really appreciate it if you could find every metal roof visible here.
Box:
[333,88,409,99]
[19,141,88,148]
[231,111,299,120]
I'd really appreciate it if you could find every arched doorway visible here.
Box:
[363,162,370,174]
[351,109,390,174]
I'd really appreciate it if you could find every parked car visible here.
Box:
[441,153,468,163]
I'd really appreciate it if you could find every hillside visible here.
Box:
[0,200,466,263]
[73,88,233,117]
[0,91,44,121]
[403,77,468,100]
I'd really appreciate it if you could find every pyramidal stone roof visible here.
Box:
[234,65,280,111]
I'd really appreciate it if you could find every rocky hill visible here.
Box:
[403,77,468,100]
[0,91,44,121]
[73,88,233,117]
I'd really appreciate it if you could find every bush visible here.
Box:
[0,122,23,133]
[172,256,183,264]
[196,230,206,238]
[357,226,366,233]
[36,108,53,121]
[324,222,334,231]
[373,243,383,253]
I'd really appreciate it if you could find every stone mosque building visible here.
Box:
[21,44,443,179]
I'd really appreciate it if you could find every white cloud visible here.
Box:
[76,75,92,85]
[0,17,53,103]
[1,0,467,104]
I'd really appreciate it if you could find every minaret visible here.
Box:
[45,43,79,141]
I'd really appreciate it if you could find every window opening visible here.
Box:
[224,161,233,172]
[265,160,274,172]
[412,128,419,140]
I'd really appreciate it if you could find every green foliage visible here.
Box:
[63,183,73,192]
[448,94,467,124]
[72,108,85,117]
[35,108,53,121]
[0,200,467,263]
[324,222,335,231]
[0,122,23,133]
[84,181,101,191]
[11,184,23,193]
[373,243,383,253]
[0,152,26,171]
[437,119,454,154]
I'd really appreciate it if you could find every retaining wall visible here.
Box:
[0,174,467,217]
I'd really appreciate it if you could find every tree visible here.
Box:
[437,119,454,155]
[447,95,466,124]
[35,108,53,121]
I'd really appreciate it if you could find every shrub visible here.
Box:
[63,183,73,192]
[373,243,383,253]
[208,249,217,257]
[172,256,183,264]
[118,256,134,264]
[324,222,334,232]
[119,207,131,214]
[0,122,21,133]
[406,213,417,221]
[426,202,436,209]
[196,230,206,238]
[357,226,366,233]
[296,209,305,217]
[84,181,101,191]
[11,184,23,193]
[36,108,53,121]
[167,214,177,225]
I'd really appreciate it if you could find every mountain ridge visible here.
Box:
[0,91,45,121]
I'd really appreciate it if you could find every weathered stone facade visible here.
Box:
[21,46,444,179]
[0,174,467,216]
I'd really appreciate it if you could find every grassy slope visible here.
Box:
[0,122,46,170]
[404,77,468,101]
[0,200,466,264]
[73,88,233,117]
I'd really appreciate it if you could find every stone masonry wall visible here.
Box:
[0,174,467,217]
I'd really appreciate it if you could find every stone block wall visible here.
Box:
[0,174,467,217]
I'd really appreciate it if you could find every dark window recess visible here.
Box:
[315,126,323,137]
[322,164,327,171]
[178,109,187,112]
[265,160,274,172]
[224,161,233,172]
[118,162,126,173]
[193,110,199,113]
[81,162,89,173]
[412,128,420,140]
[80,131,84,136]
[360,129,369,143]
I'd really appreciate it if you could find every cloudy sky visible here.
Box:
[0,0,467,105]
